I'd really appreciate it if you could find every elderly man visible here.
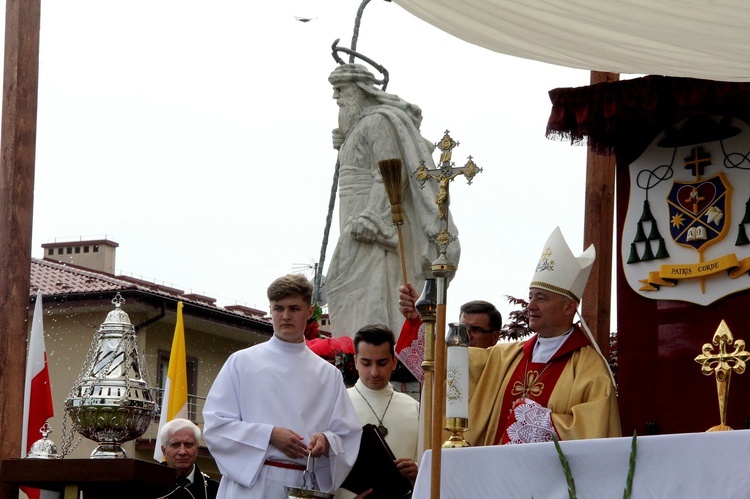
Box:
[158,418,219,499]
[325,63,460,339]
[468,227,621,445]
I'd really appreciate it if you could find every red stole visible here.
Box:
[493,326,590,445]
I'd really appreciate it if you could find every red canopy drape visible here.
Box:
[547,76,750,164]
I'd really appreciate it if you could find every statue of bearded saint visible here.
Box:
[324,63,460,340]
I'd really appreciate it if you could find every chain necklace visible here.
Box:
[516,357,554,400]
[516,329,572,400]
[354,385,394,438]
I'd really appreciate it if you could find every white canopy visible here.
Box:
[393,0,750,82]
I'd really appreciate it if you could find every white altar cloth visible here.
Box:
[414,430,750,498]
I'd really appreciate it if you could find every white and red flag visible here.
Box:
[21,290,55,499]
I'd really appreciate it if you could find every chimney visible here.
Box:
[42,238,118,274]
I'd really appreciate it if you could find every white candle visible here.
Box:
[446,323,469,420]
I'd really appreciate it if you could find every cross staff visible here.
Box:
[694,319,750,431]
[412,130,481,499]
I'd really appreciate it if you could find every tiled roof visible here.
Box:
[30,258,272,326]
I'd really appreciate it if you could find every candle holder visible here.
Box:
[416,278,437,453]
[443,418,471,448]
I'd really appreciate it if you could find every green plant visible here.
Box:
[551,433,577,499]
[623,431,637,499]
[549,431,638,499]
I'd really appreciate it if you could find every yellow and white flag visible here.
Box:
[153,301,188,462]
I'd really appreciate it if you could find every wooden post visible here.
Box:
[421,322,434,454]
[0,0,42,497]
[582,71,619,356]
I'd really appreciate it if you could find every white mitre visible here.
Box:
[530,226,595,302]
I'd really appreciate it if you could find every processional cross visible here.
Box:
[694,319,750,431]
[411,130,483,496]
[414,130,482,249]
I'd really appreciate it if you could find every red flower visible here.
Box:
[307,336,332,357]
[304,320,320,340]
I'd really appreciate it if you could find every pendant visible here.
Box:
[377,424,388,438]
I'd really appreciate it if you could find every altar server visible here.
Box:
[336,324,420,498]
[203,274,362,498]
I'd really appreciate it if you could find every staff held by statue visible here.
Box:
[378,158,411,291]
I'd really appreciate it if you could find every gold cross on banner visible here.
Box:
[694,319,750,431]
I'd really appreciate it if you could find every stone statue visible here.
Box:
[326,63,460,338]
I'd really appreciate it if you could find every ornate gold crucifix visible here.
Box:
[694,319,750,431]
[413,130,482,248]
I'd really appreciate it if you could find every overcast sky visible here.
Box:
[27,1,598,327]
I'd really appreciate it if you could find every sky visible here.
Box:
[27,0,599,328]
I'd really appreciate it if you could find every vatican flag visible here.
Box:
[153,301,189,462]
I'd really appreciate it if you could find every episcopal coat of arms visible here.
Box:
[622,114,750,305]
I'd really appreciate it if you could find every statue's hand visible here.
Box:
[350,212,397,249]
[426,220,442,237]
[332,128,345,150]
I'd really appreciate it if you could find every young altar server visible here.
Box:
[468,227,621,445]
[203,274,362,498]
[335,324,420,498]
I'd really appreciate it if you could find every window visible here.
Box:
[84,246,89,253]
[156,350,199,422]
[48,249,53,256]
[75,247,81,254]
[66,247,72,254]
[57,248,63,255]
[93,245,99,253]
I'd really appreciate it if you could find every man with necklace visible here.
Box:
[335,324,419,498]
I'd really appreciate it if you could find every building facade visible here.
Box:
[29,239,273,477]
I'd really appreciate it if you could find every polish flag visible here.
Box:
[21,291,55,499]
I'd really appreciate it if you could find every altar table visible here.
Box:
[413,430,750,498]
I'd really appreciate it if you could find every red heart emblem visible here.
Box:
[677,182,716,214]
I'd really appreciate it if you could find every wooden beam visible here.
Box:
[0,0,41,496]
[582,71,619,357]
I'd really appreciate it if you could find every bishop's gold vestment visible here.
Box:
[467,325,621,446]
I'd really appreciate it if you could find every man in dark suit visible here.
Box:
[158,418,219,499]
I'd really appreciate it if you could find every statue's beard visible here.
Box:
[338,99,365,138]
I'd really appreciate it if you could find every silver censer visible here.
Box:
[65,293,156,458]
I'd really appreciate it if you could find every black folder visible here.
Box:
[340,423,413,499]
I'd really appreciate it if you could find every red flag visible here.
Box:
[395,317,425,383]
[21,291,55,499]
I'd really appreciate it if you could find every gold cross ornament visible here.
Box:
[694,320,750,431]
